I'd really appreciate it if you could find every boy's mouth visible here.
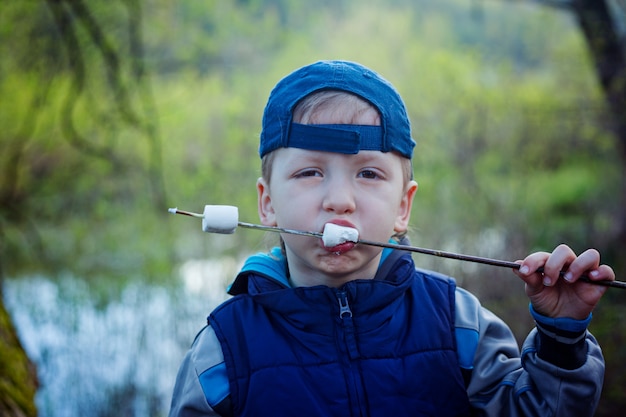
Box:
[323,241,356,254]
[321,221,359,253]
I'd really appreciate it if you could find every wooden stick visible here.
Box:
[168,208,626,289]
[356,238,626,289]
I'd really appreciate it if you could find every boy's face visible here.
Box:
[257,147,417,288]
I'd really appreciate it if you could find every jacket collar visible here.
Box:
[228,240,411,296]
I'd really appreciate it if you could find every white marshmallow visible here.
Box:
[202,205,239,234]
[322,223,359,247]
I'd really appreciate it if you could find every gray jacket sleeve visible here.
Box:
[168,326,224,417]
[456,288,605,416]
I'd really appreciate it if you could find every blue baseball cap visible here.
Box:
[259,60,415,159]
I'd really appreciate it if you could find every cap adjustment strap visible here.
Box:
[288,123,384,154]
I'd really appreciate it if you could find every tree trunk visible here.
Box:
[573,0,626,269]
[0,297,38,417]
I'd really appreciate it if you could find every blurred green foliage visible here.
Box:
[0,0,624,413]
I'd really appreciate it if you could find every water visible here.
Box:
[3,258,239,417]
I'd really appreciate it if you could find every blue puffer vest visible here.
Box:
[209,249,470,417]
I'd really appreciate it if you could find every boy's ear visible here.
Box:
[257,177,277,226]
[394,180,418,233]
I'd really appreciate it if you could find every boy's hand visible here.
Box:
[514,244,615,320]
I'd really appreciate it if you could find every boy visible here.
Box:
[169,60,615,416]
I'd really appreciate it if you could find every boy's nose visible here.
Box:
[322,178,356,215]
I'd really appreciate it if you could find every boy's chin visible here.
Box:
[317,252,376,278]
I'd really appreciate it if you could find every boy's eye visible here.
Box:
[295,169,322,178]
[358,169,380,179]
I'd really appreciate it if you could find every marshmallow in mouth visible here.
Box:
[322,223,359,247]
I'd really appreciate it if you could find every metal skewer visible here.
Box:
[169,208,626,289]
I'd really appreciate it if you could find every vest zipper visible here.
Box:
[336,290,366,416]
[337,290,353,319]
[336,291,357,361]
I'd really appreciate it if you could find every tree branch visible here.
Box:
[45,0,122,163]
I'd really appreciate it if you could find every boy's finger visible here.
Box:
[515,252,549,291]
[584,264,615,283]
[562,249,600,283]
[517,252,550,275]
[542,244,576,286]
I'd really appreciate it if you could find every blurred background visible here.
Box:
[1,0,625,416]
